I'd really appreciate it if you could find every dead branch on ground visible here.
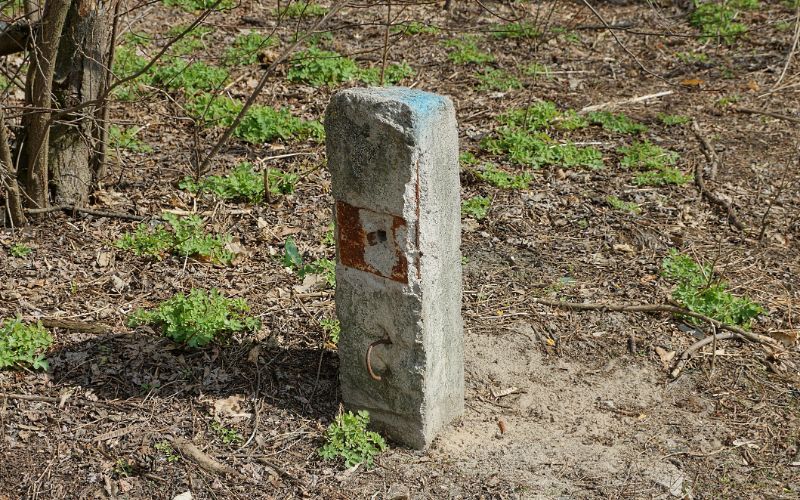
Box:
[691,119,745,232]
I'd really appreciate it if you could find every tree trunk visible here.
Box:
[17,0,70,210]
[49,0,116,205]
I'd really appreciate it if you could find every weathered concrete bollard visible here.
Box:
[325,87,463,449]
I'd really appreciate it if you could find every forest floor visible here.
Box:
[2,0,800,498]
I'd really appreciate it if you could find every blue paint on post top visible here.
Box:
[378,87,447,116]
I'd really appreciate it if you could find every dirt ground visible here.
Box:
[2,0,800,498]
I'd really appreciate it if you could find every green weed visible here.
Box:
[112,46,154,101]
[442,36,494,65]
[658,113,691,126]
[587,111,647,134]
[606,195,641,214]
[497,101,559,131]
[236,105,324,143]
[128,289,260,347]
[391,21,440,35]
[180,162,297,202]
[661,249,763,328]
[112,459,134,478]
[186,93,323,143]
[462,196,490,220]
[9,243,32,258]
[492,21,541,39]
[484,128,602,169]
[524,62,552,79]
[288,47,360,86]
[475,69,522,91]
[154,441,180,462]
[634,168,692,186]
[690,0,757,44]
[167,25,214,56]
[619,141,679,170]
[163,0,233,12]
[474,163,531,189]
[210,420,243,444]
[460,151,479,167]
[124,32,152,47]
[319,410,387,468]
[0,317,52,371]
[716,94,740,107]
[224,31,275,66]
[152,59,228,94]
[323,224,335,246]
[358,62,416,86]
[320,318,340,345]
[282,238,335,287]
[618,141,689,186]
[276,1,327,17]
[676,51,709,63]
[116,213,233,265]
[108,125,153,153]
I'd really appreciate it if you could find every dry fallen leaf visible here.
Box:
[212,395,251,419]
[497,418,507,435]
[680,78,704,87]
[655,346,676,369]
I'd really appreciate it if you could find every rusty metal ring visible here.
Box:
[366,338,392,381]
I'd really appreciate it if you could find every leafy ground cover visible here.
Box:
[1,1,799,498]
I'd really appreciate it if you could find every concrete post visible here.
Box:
[325,87,463,449]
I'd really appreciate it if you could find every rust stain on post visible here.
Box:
[336,200,408,283]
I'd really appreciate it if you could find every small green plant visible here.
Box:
[116,213,233,264]
[276,0,327,17]
[0,317,52,371]
[587,111,647,134]
[112,459,134,477]
[524,62,552,79]
[461,196,490,220]
[112,45,154,101]
[152,59,228,94]
[128,289,260,347]
[634,168,692,186]
[690,0,755,44]
[491,21,541,39]
[163,0,233,12]
[442,36,494,65]
[497,101,560,131]
[460,151,479,166]
[716,94,740,107]
[676,51,709,63]
[358,62,416,86]
[484,129,602,169]
[288,47,360,86]
[154,441,180,462]
[661,249,763,328]
[475,68,522,91]
[236,104,324,143]
[167,25,214,56]
[323,224,335,246]
[9,243,32,258]
[187,93,323,143]
[108,125,153,153]
[618,141,690,186]
[319,410,387,468]
[210,420,243,444]
[282,238,335,286]
[606,195,641,214]
[619,141,679,170]
[224,31,275,66]
[658,113,691,126]
[474,164,531,189]
[320,317,340,345]
[391,21,440,35]
[180,162,297,202]
[125,32,152,47]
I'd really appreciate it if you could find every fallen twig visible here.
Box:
[670,332,737,379]
[691,119,745,232]
[579,91,673,114]
[40,318,111,334]
[529,298,776,346]
[171,437,239,476]
[733,106,800,125]
[24,204,146,221]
